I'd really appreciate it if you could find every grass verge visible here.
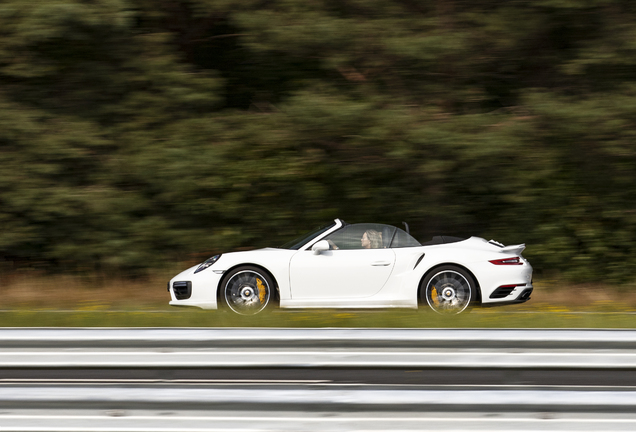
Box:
[0,273,634,328]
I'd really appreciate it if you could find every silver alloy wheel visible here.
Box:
[425,270,472,314]
[224,269,271,315]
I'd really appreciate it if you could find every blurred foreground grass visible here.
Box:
[0,274,634,328]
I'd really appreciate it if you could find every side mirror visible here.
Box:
[312,240,330,255]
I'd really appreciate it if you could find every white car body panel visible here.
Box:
[169,219,533,312]
[289,248,396,299]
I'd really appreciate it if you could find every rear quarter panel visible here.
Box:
[389,237,532,305]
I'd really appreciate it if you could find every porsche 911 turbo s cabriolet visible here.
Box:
[168,219,533,315]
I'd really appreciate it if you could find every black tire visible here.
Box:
[420,265,475,315]
[219,266,274,315]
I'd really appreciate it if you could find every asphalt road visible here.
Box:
[2,367,636,388]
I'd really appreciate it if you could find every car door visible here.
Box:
[289,248,396,299]
[289,223,397,299]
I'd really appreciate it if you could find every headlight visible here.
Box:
[194,254,222,274]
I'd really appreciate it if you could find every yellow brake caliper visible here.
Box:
[431,287,439,305]
[256,278,266,303]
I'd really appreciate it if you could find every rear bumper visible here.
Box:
[474,256,533,305]
[481,286,533,307]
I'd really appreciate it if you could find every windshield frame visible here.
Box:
[280,221,339,250]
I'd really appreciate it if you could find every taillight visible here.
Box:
[489,257,523,265]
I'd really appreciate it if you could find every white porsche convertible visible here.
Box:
[168,219,533,315]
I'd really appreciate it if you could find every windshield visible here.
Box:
[280,222,337,250]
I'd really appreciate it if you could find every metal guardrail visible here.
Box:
[1,328,635,369]
[0,328,635,420]
[1,327,635,348]
[0,386,636,412]
[2,348,636,369]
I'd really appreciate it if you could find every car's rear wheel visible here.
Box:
[421,265,473,314]
[220,266,273,315]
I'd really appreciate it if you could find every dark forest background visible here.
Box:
[1,0,635,284]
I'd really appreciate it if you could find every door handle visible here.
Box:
[371,261,391,266]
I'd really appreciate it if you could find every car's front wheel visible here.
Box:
[421,265,474,314]
[220,266,274,315]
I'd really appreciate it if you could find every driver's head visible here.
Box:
[361,229,382,249]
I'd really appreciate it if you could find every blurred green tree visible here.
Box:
[0,0,635,283]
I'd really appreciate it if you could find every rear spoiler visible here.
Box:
[501,243,526,255]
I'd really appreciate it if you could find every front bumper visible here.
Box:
[168,265,222,310]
